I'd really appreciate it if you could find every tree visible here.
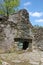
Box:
[0,0,20,17]
[34,25,43,28]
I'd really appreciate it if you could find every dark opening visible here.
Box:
[23,41,29,50]
[0,18,3,21]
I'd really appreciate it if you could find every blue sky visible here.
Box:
[19,0,43,26]
[0,0,43,26]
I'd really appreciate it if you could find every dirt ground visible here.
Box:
[0,49,43,65]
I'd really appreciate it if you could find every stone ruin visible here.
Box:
[0,9,34,53]
[33,27,43,51]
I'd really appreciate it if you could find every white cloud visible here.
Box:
[35,19,43,22]
[29,12,43,17]
[24,2,31,6]
[23,7,28,10]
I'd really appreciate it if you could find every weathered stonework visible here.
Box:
[33,27,43,50]
[0,9,33,53]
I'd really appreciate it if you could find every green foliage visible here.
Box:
[34,25,43,28]
[0,0,20,16]
[0,60,2,65]
[0,10,5,15]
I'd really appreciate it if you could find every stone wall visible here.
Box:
[0,9,33,53]
[33,27,43,50]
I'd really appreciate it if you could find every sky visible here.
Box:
[0,0,43,26]
[19,0,43,26]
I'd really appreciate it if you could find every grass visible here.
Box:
[0,60,2,65]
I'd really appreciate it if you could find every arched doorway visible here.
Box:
[23,41,29,50]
